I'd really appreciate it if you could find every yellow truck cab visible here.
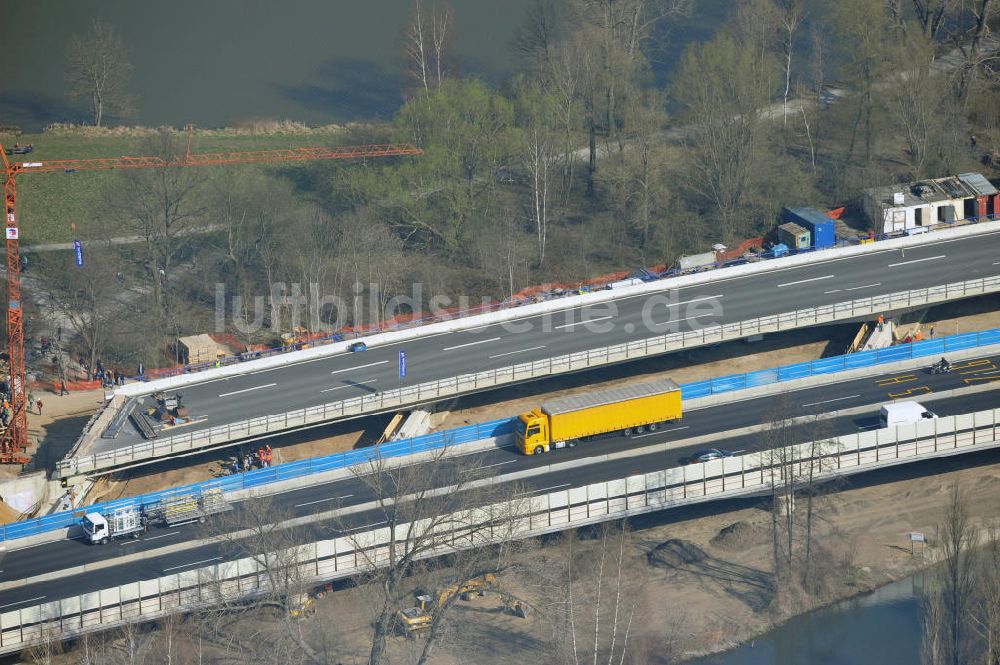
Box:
[516,409,550,456]
[515,379,682,455]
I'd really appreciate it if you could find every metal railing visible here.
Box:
[9,323,1000,544]
[63,218,1000,458]
[4,407,999,655]
[56,274,1000,477]
[121,215,1000,382]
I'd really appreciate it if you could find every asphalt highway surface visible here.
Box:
[99,229,1000,453]
[6,354,999,607]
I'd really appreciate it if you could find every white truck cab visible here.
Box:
[82,507,146,544]
[879,401,938,428]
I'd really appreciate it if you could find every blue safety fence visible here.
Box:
[0,417,513,542]
[5,326,999,543]
[680,328,1000,399]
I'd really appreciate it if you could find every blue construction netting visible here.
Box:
[0,417,513,542]
[4,326,998,543]
[679,329,1000,398]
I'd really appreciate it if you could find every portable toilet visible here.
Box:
[777,222,811,250]
[781,207,836,249]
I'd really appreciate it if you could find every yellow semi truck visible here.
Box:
[515,378,682,455]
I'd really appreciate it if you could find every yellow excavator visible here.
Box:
[397,573,525,637]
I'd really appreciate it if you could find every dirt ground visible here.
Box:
[34,446,1000,665]
[0,387,106,482]
[293,449,1000,665]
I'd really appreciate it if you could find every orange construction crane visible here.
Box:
[0,133,421,463]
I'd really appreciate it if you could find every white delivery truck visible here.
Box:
[81,506,147,544]
[879,401,938,428]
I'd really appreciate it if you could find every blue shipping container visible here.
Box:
[781,207,836,248]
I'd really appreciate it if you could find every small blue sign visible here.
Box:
[399,350,406,379]
[73,240,84,267]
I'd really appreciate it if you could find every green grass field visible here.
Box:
[2,126,357,244]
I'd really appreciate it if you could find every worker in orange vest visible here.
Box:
[914,330,923,342]
[877,314,885,331]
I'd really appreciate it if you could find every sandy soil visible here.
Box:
[0,386,108,482]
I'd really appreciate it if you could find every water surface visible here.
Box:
[1,0,534,131]
[690,574,925,665]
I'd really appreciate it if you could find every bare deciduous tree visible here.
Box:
[402,0,456,95]
[972,529,1000,665]
[514,77,562,267]
[65,19,135,127]
[531,522,646,665]
[938,484,978,665]
[106,131,204,328]
[344,445,529,665]
[203,495,330,665]
[35,232,122,379]
[759,399,842,606]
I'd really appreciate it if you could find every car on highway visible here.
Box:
[688,448,733,464]
[348,341,367,352]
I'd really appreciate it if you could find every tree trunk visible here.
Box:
[588,120,597,197]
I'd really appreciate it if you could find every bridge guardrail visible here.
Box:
[64,218,1000,452]
[113,215,1000,383]
[55,274,1000,478]
[10,323,1000,544]
[5,407,999,655]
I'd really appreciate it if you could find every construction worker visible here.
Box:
[914,330,923,342]
[877,314,885,332]
[265,449,272,466]
[59,380,68,396]
[930,326,935,339]
[36,399,43,415]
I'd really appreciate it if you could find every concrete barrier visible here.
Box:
[110,219,1000,399]
[60,273,1000,477]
